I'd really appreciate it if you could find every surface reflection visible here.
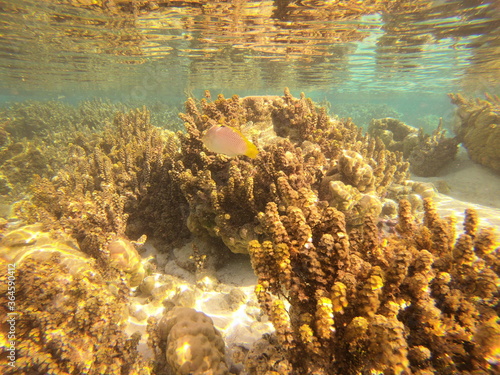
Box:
[0,0,498,94]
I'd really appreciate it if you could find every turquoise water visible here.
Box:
[1,0,499,109]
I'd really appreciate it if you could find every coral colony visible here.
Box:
[449,93,500,174]
[0,89,499,375]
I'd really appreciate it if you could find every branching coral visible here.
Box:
[0,99,129,204]
[248,197,500,374]
[14,89,409,261]
[3,90,499,375]
[174,89,409,253]
[369,117,459,177]
[449,92,500,174]
[13,107,175,283]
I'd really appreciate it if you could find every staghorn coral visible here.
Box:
[247,197,500,375]
[449,92,500,174]
[0,225,149,375]
[155,307,228,375]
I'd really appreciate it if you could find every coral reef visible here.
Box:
[16,89,410,259]
[0,99,128,204]
[0,225,149,375]
[248,198,500,374]
[2,90,499,375]
[152,307,228,375]
[369,117,459,177]
[449,92,500,174]
[0,98,181,208]
[12,107,179,287]
[173,89,409,253]
[0,101,75,139]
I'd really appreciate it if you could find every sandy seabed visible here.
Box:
[413,146,500,229]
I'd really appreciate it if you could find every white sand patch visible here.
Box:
[125,242,270,361]
[413,146,500,210]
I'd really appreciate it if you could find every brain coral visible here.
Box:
[157,307,229,375]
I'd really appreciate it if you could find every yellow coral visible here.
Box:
[331,282,348,313]
[474,227,499,256]
[299,324,321,355]
[344,316,369,342]
[474,316,500,366]
[316,297,335,340]
[270,300,294,349]
[299,324,315,344]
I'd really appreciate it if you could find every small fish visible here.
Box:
[201,124,259,158]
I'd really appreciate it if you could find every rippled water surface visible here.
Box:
[1,0,499,103]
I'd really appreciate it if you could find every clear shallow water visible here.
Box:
[1,2,500,374]
[0,0,499,106]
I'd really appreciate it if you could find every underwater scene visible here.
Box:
[1,0,500,374]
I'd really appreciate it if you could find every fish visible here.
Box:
[201,124,259,158]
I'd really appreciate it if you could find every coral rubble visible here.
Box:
[248,198,500,374]
[449,92,500,174]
